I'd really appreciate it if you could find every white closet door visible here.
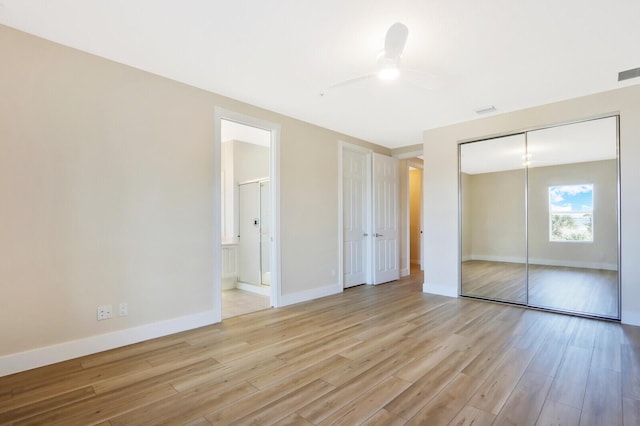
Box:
[343,149,368,287]
[372,153,399,284]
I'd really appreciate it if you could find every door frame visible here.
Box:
[338,141,373,288]
[213,107,281,323]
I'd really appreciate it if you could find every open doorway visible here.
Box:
[408,160,423,272]
[214,109,281,321]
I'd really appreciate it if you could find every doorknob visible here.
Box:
[375,233,383,237]
[363,233,369,237]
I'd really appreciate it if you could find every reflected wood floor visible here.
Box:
[222,288,271,320]
[1,269,639,425]
[462,260,619,318]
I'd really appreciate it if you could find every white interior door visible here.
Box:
[238,182,260,285]
[372,153,399,284]
[343,149,368,287]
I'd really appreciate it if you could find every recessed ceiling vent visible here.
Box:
[475,105,496,115]
[618,67,640,82]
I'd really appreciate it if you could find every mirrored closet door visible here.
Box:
[459,116,620,319]
[460,134,527,304]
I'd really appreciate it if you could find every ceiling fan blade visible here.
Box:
[323,73,377,93]
[384,22,409,59]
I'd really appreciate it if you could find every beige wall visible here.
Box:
[0,24,389,364]
[464,169,527,261]
[423,84,640,325]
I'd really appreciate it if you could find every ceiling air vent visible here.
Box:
[475,105,496,115]
[618,67,640,82]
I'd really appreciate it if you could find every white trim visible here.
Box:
[214,107,282,311]
[279,283,342,307]
[467,254,617,271]
[394,149,423,160]
[401,267,410,277]
[0,311,216,377]
[236,282,271,296]
[621,310,640,326]
[407,159,424,169]
[423,282,458,298]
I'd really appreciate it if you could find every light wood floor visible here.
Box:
[1,269,639,425]
[222,288,271,320]
[462,260,619,318]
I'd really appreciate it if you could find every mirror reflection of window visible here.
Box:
[548,184,593,242]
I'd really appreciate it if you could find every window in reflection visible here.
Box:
[549,184,593,242]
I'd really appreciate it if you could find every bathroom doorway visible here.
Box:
[215,110,280,320]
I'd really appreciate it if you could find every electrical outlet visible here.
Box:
[119,302,128,316]
[97,305,112,321]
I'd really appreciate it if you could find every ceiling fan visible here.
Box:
[321,22,437,95]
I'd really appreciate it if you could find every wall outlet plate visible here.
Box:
[97,305,112,321]
[119,302,128,316]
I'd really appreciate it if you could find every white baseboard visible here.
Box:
[469,255,617,271]
[469,255,525,264]
[622,309,640,326]
[423,282,458,298]
[236,281,270,296]
[528,258,617,271]
[400,267,410,277]
[279,282,342,307]
[0,310,217,377]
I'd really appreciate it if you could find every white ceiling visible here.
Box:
[1,1,639,149]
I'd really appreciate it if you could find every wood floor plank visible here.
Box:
[385,349,474,420]
[316,375,411,426]
[448,405,495,426]
[579,367,622,426]
[492,370,554,425]
[404,372,487,426]
[182,417,213,426]
[204,355,348,424]
[621,343,640,400]
[546,345,592,409]
[1,267,638,425]
[359,408,406,426]
[296,351,413,424]
[109,379,257,426]
[270,412,314,426]
[467,347,535,415]
[536,400,581,426]
[0,386,96,425]
[230,379,334,425]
